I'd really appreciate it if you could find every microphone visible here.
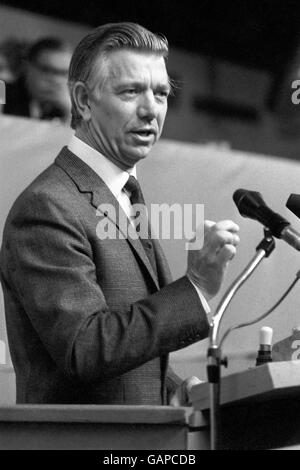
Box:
[233,189,300,251]
[286,193,300,219]
[256,326,273,366]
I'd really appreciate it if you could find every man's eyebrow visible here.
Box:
[157,82,171,92]
[114,79,171,91]
[111,80,142,91]
[115,80,143,87]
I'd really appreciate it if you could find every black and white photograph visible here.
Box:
[0,0,300,454]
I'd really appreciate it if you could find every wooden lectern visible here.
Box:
[0,405,191,450]
[189,361,300,449]
[3,362,300,449]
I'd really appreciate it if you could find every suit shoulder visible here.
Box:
[6,155,83,224]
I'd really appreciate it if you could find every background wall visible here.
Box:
[1,115,300,403]
[0,4,88,46]
[1,5,300,159]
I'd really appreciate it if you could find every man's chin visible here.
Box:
[124,147,152,164]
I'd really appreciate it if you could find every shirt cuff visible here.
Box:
[187,277,211,316]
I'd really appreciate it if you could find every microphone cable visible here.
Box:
[219,270,300,349]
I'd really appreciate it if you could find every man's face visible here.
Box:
[27,49,71,107]
[84,49,170,170]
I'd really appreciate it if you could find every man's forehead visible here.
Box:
[99,49,168,82]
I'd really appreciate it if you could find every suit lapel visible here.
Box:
[55,147,159,289]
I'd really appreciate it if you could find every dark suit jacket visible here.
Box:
[0,147,209,404]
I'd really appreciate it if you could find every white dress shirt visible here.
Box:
[68,135,211,316]
[68,135,135,218]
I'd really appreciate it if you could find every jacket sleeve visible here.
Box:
[3,189,210,382]
[165,365,184,402]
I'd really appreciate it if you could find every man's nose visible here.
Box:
[137,91,158,120]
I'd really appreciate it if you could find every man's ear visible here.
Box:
[72,81,91,121]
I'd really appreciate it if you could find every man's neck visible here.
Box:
[74,128,134,172]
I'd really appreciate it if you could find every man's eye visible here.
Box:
[155,91,169,100]
[124,89,138,95]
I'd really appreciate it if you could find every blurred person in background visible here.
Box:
[0,37,28,84]
[3,37,72,123]
[0,38,28,114]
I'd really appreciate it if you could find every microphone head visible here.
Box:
[233,189,290,238]
[286,194,300,219]
[233,189,266,219]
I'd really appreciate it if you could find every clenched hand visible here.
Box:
[186,220,240,300]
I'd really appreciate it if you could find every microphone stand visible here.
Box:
[207,229,275,450]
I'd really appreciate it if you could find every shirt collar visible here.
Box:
[68,135,136,199]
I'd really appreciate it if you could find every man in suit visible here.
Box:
[3,37,72,122]
[0,23,240,405]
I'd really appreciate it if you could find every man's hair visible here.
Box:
[27,37,72,64]
[68,22,169,129]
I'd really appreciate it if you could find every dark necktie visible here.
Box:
[124,175,157,276]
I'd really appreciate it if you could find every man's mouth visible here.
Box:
[131,128,156,137]
[129,129,157,145]
[135,130,152,136]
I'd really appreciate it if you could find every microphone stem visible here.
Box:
[207,231,275,450]
[210,248,267,347]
